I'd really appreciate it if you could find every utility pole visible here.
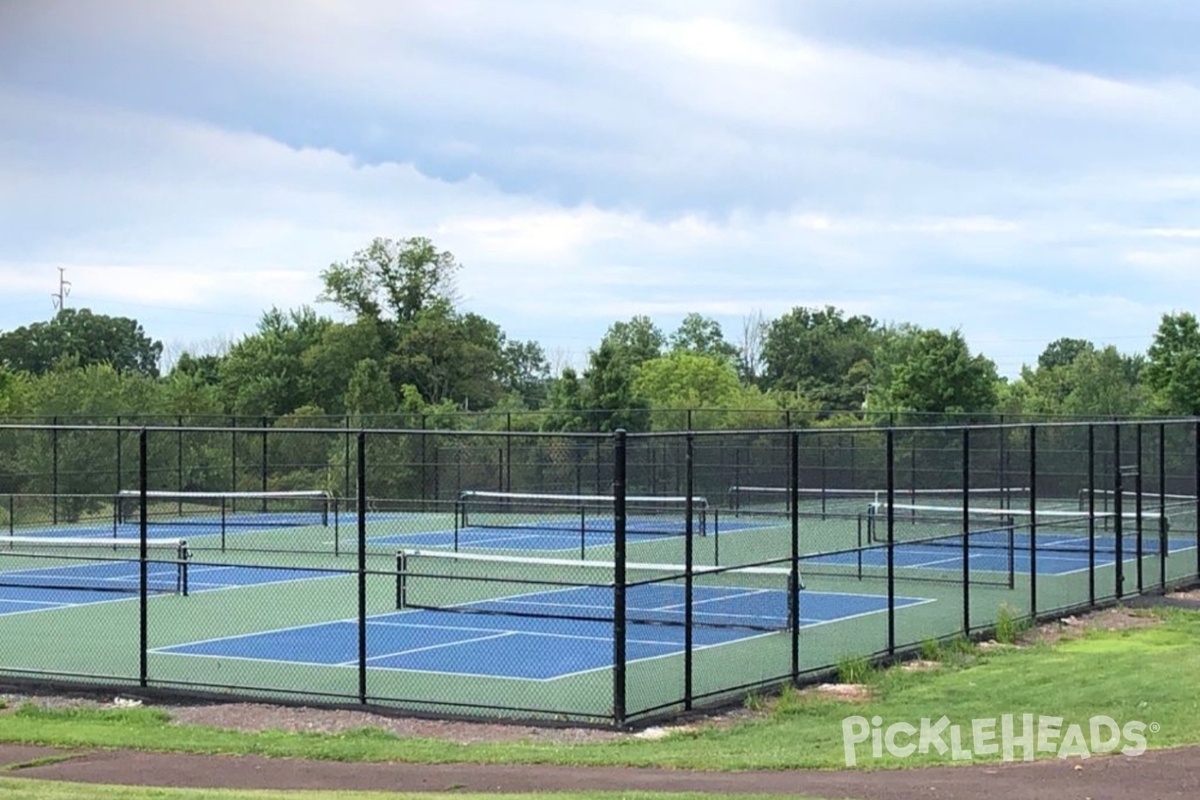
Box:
[51,267,71,312]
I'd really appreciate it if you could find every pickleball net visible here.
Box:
[395,548,798,632]
[455,490,710,537]
[0,535,189,595]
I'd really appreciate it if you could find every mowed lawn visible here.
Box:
[1,606,1198,772]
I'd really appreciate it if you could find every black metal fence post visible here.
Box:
[358,430,368,704]
[1136,424,1144,594]
[51,418,59,524]
[790,430,800,681]
[612,429,627,727]
[138,427,148,687]
[1114,423,1124,599]
[260,415,269,511]
[1029,426,1038,621]
[961,427,970,634]
[1088,424,1096,607]
[1159,422,1167,591]
[684,432,694,710]
[885,428,895,655]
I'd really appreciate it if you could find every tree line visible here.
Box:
[2,236,1199,431]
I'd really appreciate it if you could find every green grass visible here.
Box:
[1,608,1198,770]
[0,782,833,800]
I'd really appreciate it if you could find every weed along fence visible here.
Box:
[0,419,1197,727]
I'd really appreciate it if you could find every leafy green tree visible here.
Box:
[1060,346,1147,417]
[1037,337,1095,371]
[300,319,387,415]
[170,352,223,386]
[219,307,332,417]
[1144,312,1200,415]
[874,328,999,414]
[542,368,591,432]
[602,316,665,367]
[761,306,881,410]
[390,306,506,409]
[499,339,551,408]
[345,358,396,416]
[319,236,460,324]
[633,352,742,408]
[0,308,163,377]
[582,339,650,432]
[669,314,738,363]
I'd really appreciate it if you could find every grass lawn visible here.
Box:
[0,783,832,800]
[0,607,1197,771]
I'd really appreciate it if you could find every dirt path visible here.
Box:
[4,744,1200,799]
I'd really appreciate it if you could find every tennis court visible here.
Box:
[152,584,934,680]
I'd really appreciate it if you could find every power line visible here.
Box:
[51,267,71,313]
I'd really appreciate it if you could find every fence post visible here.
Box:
[260,415,269,511]
[1029,426,1038,621]
[358,430,368,704]
[1114,423,1124,599]
[139,427,149,687]
[1088,425,1096,608]
[612,429,627,728]
[51,418,59,525]
[684,432,694,710]
[885,428,895,655]
[790,429,800,681]
[1159,423,1167,591]
[961,428,970,634]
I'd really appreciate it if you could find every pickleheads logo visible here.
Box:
[841,714,1155,766]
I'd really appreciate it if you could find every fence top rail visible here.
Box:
[0,416,1198,438]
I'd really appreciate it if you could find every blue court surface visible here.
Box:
[152,586,933,680]
[808,532,1198,576]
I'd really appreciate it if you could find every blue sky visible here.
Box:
[2,1,1198,377]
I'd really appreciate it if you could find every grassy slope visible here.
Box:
[0,608,1197,771]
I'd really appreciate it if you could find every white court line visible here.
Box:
[0,598,65,607]
[340,631,517,666]
[365,619,680,647]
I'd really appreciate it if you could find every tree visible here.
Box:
[1060,346,1147,417]
[874,328,999,414]
[761,306,881,409]
[633,352,742,409]
[344,358,396,416]
[1143,312,1200,415]
[601,316,665,367]
[499,339,551,409]
[389,306,506,409]
[0,308,163,377]
[581,339,649,432]
[319,236,460,324]
[669,314,738,363]
[218,307,332,417]
[1038,337,1095,371]
[738,310,767,384]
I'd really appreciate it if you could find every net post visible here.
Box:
[333,496,340,557]
[220,497,227,553]
[612,429,627,728]
[1029,426,1037,621]
[961,427,970,635]
[357,430,368,705]
[713,508,720,566]
[138,427,148,688]
[396,551,407,610]
[684,432,694,711]
[789,429,800,681]
[886,429,895,656]
[178,541,189,597]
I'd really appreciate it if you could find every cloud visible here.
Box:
[0,1,1195,376]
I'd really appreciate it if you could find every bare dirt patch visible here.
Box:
[1018,606,1161,646]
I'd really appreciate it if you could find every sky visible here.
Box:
[2,1,1199,378]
